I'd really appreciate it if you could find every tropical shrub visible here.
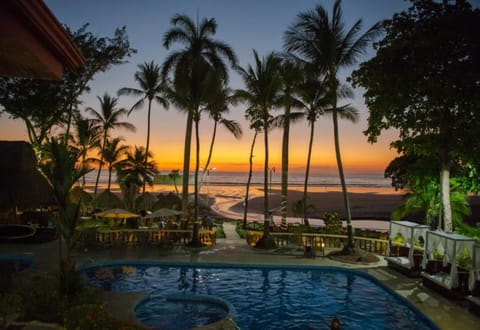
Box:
[17,276,64,323]
[323,212,343,235]
[16,271,103,325]
[214,224,225,239]
[392,233,405,245]
[0,292,22,329]
[456,248,472,270]
[65,304,112,330]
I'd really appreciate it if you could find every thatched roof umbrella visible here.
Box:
[69,186,93,204]
[93,190,122,210]
[135,192,157,212]
[69,186,93,214]
[0,141,54,211]
[152,192,181,211]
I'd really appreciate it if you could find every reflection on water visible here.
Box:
[83,264,438,330]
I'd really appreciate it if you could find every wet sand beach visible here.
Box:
[229,188,404,220]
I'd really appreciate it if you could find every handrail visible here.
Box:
[246,231,388,256]
[78,228,216,247]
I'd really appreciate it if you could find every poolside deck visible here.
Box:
[2,221,478,329]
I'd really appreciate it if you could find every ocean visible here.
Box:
[82,170,398,196]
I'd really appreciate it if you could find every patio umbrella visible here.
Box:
[144,208,182,219]
[95,208,139,219]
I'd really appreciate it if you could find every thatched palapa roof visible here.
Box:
[93,190,122,210]
[135,192,157,212]
[0,141,54,209]
[152,192,181,211]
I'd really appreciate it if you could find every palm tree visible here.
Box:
[118,61,169,194]
[162,13,237,246]
[71,117,101,188]
[168,169,181,196]
[86,93,136,197]
[275,58,304,226]
[242,121,262,229]
[284,0,381,252]
[116,146,158,210]
[296,72,328,226]
[102,137,129,191]
[201,80,243,189]
[39,136,91,286]
[236,50,283,248]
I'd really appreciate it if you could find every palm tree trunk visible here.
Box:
[143,99,153,194]
[200,120,218,190]
[243,130,258,229]
[81,153,87,188]
[263,122,270,235]
[107,167,112,191]
[94,132,107,197]
[255,118,276,249]
[64,93,75,147]
[280,106,290,225]
[333,109,354,251]
[440,162,452,231]
[303,120,315,227]
[181,110,194,219]
[190,115,202,247]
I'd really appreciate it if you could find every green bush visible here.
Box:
[65,304,111,330]
[0,292,22,329]
[17,275,64,323]
[236,227,247,239]
[16,268,103,325]
[57,261,85,296]
[0,265,13,294]
[214,224,225,238]
[323,212,343,235]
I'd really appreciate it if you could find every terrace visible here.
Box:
[2,221,479,329]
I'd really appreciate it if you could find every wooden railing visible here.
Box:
[247,231,388,256]
[78,228,216,247]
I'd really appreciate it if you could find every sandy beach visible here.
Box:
[209,185,480,231]
[229,188,403,220]
[102,181,480,228]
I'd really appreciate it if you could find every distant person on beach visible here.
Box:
[330,317,341,329]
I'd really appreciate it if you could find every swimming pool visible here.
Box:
[82,262,439,330]
[0,255,34,273]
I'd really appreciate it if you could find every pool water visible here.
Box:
[136,296,229,330]
[82,262,439,330]
[0,255,34,273]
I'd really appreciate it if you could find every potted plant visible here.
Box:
[456,248,471,292]
[427,248,443,274]
[391,233,405,256]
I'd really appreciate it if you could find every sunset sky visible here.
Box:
[0,0,421,175]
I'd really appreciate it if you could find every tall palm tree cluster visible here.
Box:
[60,0,379,250]
[237,0,381,250]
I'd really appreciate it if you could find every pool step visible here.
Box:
[368,268,398,281]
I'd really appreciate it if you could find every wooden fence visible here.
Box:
[78,228,216,247]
